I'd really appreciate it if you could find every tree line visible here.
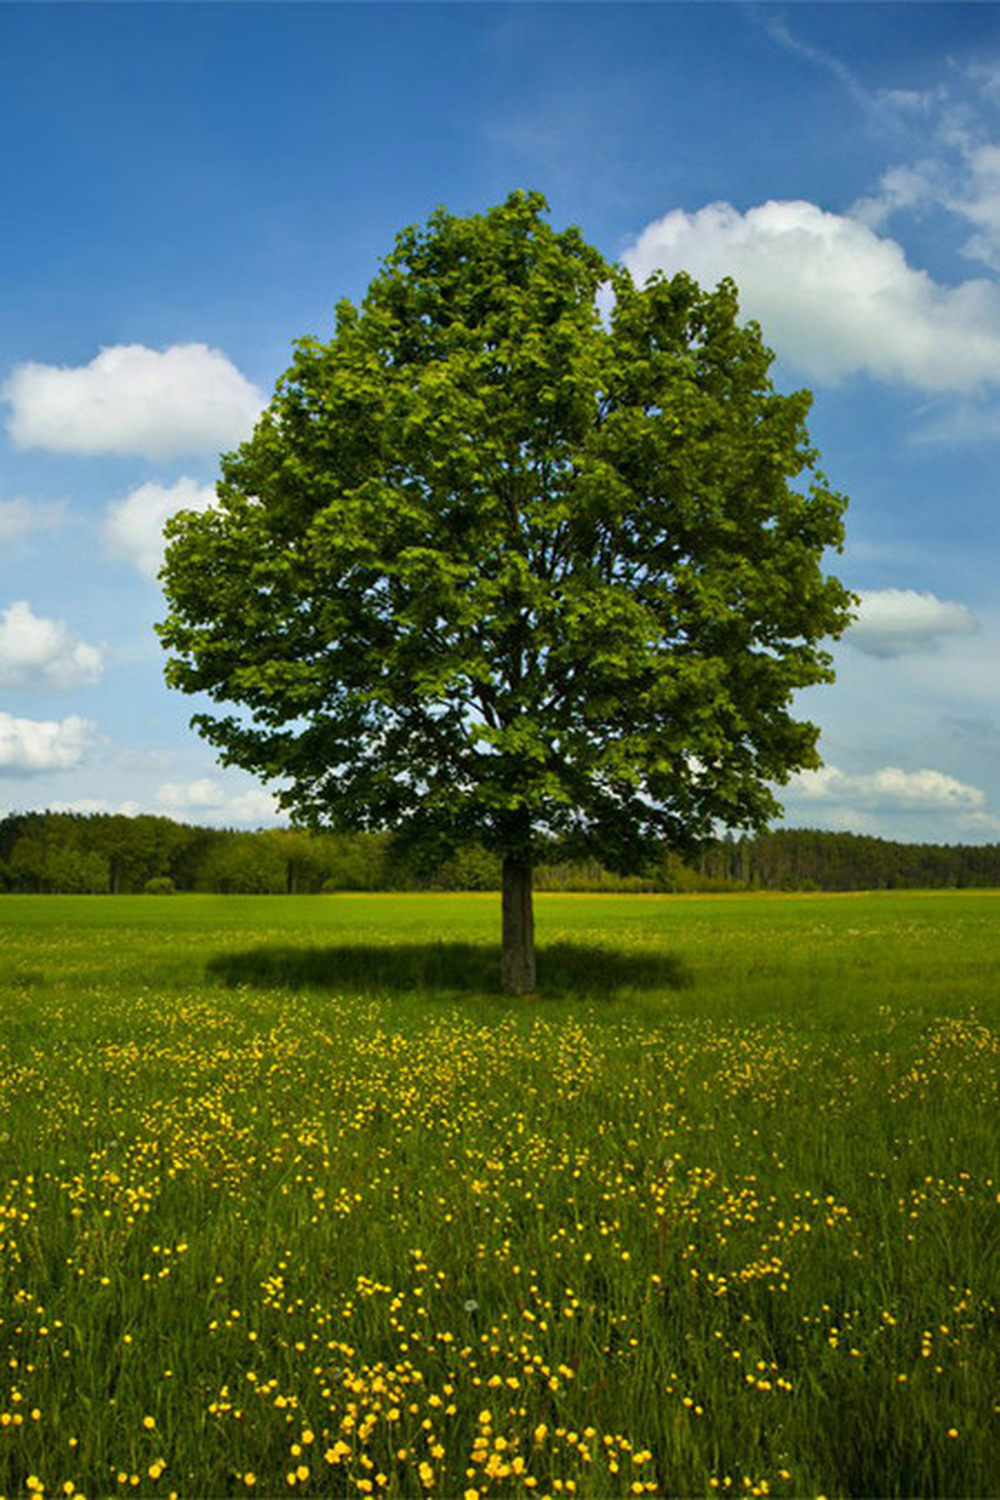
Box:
[2,811,999,895]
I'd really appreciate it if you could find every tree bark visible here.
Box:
[501,857,536,995]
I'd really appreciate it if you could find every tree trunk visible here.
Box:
[501,857,536,995]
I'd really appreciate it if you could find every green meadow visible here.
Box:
[0,891,997,1499]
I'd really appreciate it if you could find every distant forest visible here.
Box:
[2,810,999,894]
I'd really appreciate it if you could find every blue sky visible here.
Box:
[2,1,1000,843]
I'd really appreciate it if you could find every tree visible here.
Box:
[195,831,287,894]
[158,190,853,993]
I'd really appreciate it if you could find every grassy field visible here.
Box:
[0,890,997,1499]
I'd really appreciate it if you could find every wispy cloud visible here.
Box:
[758,12,875,117]
[849,60,1000,274]
[0,497,64,547]
[756,10,948,138]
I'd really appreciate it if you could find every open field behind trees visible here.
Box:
[0,891,997,1498]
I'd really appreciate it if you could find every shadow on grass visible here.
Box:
[206,941,692,1000]
[1,970,46,991]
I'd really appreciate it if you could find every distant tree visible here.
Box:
[6,815,109,893]
[260,828,328,893]
[195,832,287,894]
[169,824,226,892]
[159,191,853,993]
[432,842,502,891]
[315,830,393,890]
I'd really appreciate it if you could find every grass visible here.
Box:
[0,890,997,1498]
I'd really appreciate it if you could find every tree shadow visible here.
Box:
[205,940,692,1000]
[1,969,46,991]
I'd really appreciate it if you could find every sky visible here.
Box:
[2,1,1000,845]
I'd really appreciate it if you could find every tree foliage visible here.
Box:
[157,191,853,986]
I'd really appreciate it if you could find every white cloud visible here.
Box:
[0,600,104,689]
[0,497,63,546]
[622,199,1000,392]
[156,778,281,826]
[787,763,986,812]
[104,477,215,581]
[0,713,94,774]
[47,797,141,817]
[848,589,978,657]
[3,343,263,460]
[157,777,226,810]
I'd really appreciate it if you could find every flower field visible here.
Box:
[0,891,997,1497]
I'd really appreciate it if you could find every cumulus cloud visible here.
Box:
[104,477,215,581]
[622,199,1000,392]
[3,343,263,460]
[787,763,986,812]
[156,778,281,826]
[848,589,978,657]
[0,713,94,773]
[0,600,104,689]
[0,497,63,546]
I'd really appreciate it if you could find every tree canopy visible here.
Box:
[158,190,853,990]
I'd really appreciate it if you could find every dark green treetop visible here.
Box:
[158,191,853,984]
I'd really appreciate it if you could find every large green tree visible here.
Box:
[158,191,853,993]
